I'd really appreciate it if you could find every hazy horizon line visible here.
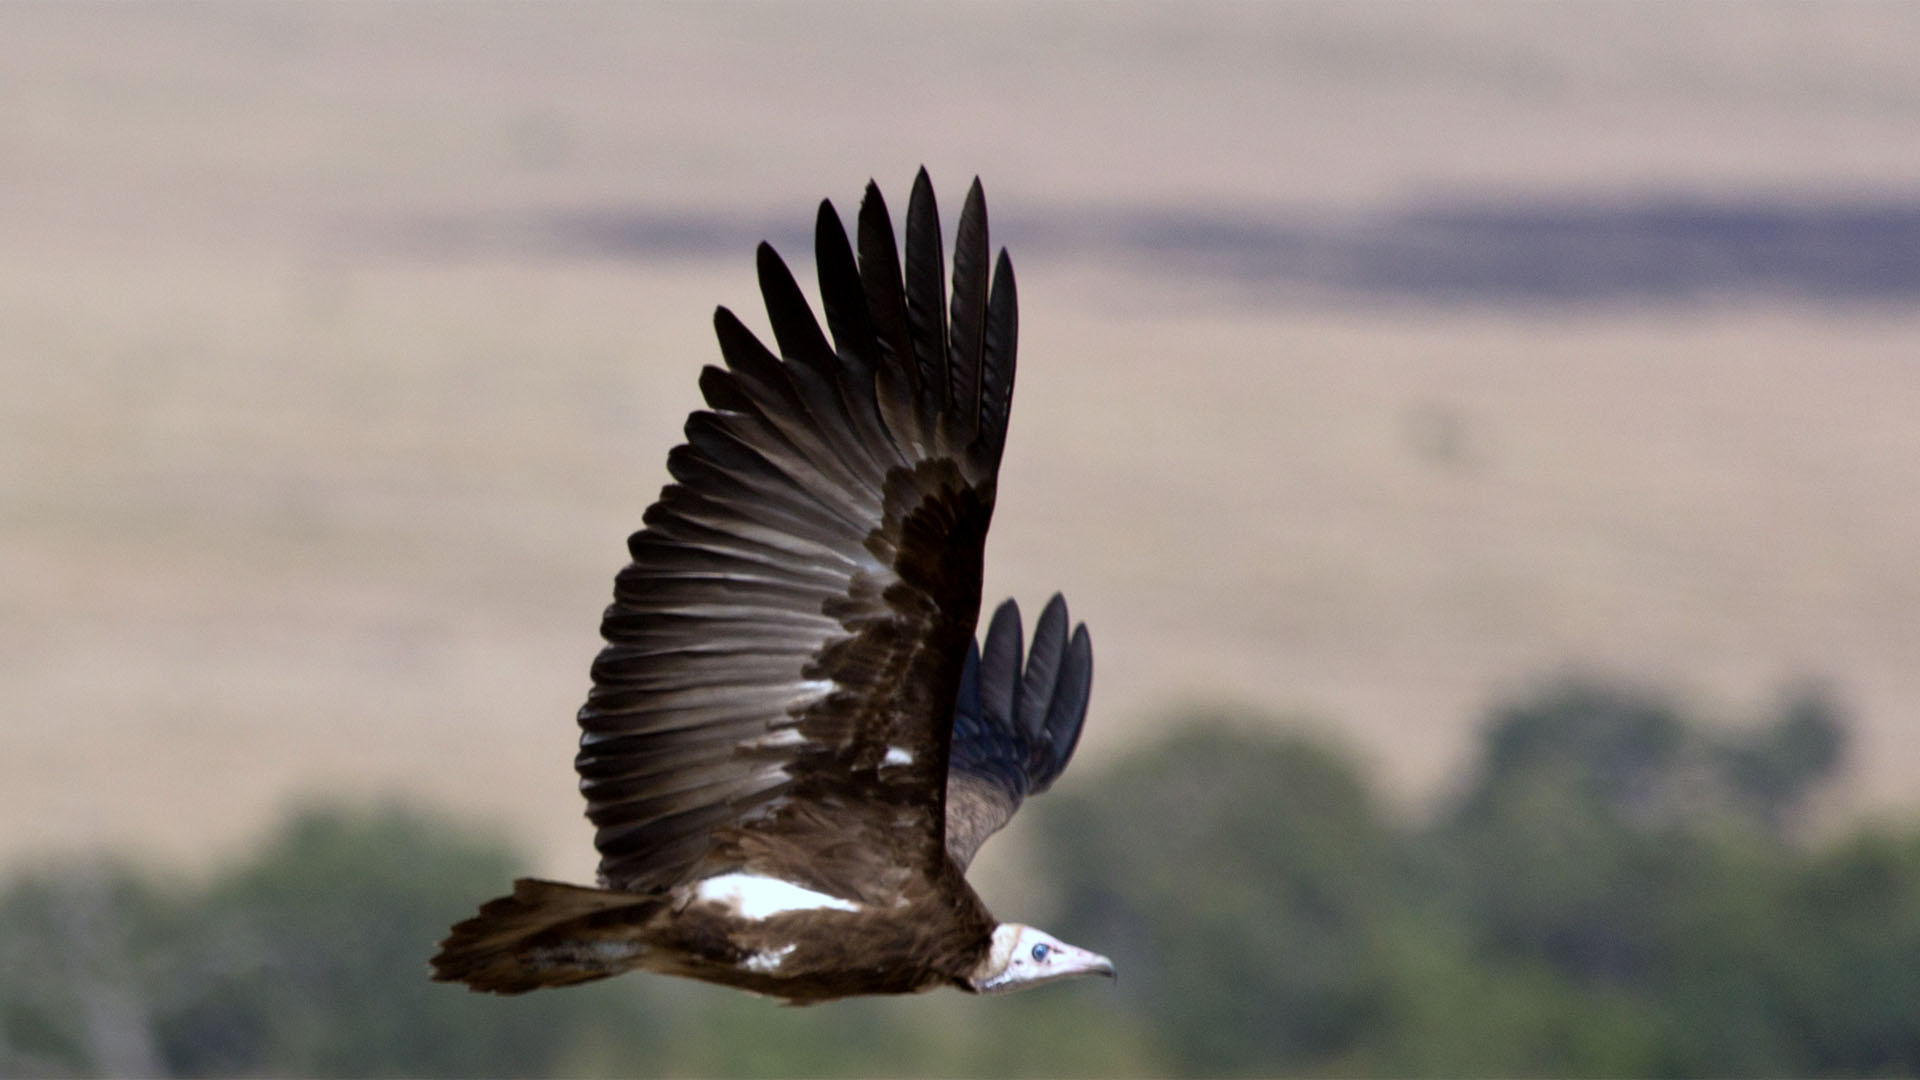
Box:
[372,189,1920,309]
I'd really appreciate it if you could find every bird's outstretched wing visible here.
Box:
[574,171,1019,904]
[944,594,1093,870]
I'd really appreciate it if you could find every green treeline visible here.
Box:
[5,676,1918,1078]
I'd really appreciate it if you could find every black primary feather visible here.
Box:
[944,594,1093,867]
[856,182,913,376]
[946,178,990,445]
[814,201,879,372]
[755,242,836,377]
[903,168,949,428]
[977,251,1017,466]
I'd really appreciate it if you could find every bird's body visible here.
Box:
[432,172,1107,1004]
[443,868,995,1002]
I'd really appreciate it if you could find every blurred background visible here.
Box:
[5,3,1920,1076]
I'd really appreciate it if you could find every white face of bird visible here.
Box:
[966,923,1116,994]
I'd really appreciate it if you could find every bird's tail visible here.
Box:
[431,877,663,994]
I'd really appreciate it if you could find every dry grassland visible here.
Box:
[4,4,1918,876]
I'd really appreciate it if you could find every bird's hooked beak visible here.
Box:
[1044,941,1117,983]
[968,924,1116,994]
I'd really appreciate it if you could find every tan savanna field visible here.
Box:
[5,3,1920,884]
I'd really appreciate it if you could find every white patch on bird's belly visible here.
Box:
[693,873,860,920]
[882,746,915,767]
[740,943,798,973]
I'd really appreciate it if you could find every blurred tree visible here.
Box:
[1036,718,1395,1074]
[6,678,1916,1079]
[1718,680,1847,832]
[1463,678,1692,826]
[1424,675,1870,1075]
[0,805,666,1078]
[0,864,171,1077]
[147,803,637,1076]
[634,982,1151,1078]
[1775,830,1920,1073]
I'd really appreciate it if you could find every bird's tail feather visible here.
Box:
[431,877,661,994]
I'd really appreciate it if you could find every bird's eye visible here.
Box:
[1031,943,1051,962]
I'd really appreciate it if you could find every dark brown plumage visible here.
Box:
[431,172,1107,1004]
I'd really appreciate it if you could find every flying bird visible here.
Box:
[431,171,1108,1004]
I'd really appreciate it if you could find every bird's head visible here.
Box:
[965,923,1115,994]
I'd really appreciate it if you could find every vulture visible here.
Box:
[431,171,1108,1004]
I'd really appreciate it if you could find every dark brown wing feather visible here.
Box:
[576,171,1017,901]
[946,179,989,442]
[903,170,950,429]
